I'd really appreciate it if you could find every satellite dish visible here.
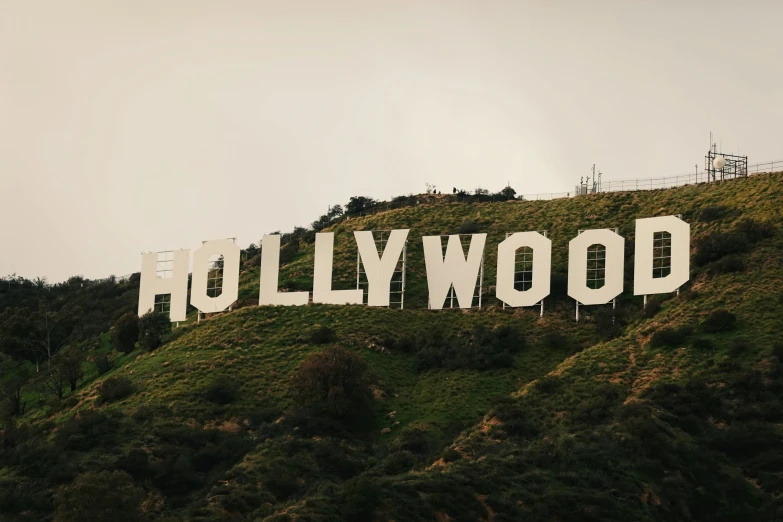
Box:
[713,155,726,169]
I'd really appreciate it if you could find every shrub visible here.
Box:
[690,337,715,351]
[773,343,783,361]
[442,448,462,462]
[292,346,374,420]
[98,376,134,404]
[729,338,751,357]
[111,313,139,353]
[94,354,111,375]
[414,325,526,372]
[735,218,775,242]
[693,232,748,266]
[709,255,745,274]
[310,326,336,345]
[458,220,480,234]
[138,311,171,351]
[702,309,737,333]
[204,376,240,405]
[392,425,434,454]
[54,470,144,522]
[649,326,690,348]
[698,205,730,222]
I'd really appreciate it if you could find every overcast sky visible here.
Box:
[1,1,781,282]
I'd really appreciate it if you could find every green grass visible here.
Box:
[2,172,782,521]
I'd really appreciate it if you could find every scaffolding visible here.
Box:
[502,231,547,317]
[356,230,407,309]
[705,140,747,182]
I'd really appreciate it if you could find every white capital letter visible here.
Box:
[313,232,363,305]
[568,229,624,305]
[634,215,690,295]
[259,235,309,306]
[423,234,486,309]
[354,229,409,307]
[190,239,240,313]
[138,250,189,322]
[496,232,551,307]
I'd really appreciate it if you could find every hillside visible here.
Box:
[2,173,783,521]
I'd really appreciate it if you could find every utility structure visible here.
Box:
[705,133,747,182]
[576,164,602,195]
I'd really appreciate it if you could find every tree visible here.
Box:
[61,346,84,392]
[23,303,71,372]
[0,356,31,417]
[345,196,378,216]
[54,470,145,522]
[111,313,139,353]
[292,346,374,419]
[43,346,83,399]
[500,185,517,200]
[138,311,170,351]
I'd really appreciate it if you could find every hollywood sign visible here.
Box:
[138,215,689,322]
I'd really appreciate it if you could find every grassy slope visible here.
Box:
[4,173,783,521]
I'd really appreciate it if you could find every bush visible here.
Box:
[54,470,144,522]
[709,255,745,274]
[702,309,737,333]
[94,354,111,375]
[204,376,240,405]
[773,343,783,361]
[690,337,715,351]
[649,326,690,348]
[138,311,171,351]
[111,313,139,353]
[698,205,730,222]
[458,220,481,234]
[735,218,775,242]
[729,338,751,357]
[310,326,336,345]
[414,325,526,372]
[693,232,748,266]
[292,346,373,420]
[98,376,134,404]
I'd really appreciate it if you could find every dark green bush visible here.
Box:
[292,346,374,420]
[702,309,737,333]
[728,338,751,357]
[649,326,690,348]
[414,325,525,372]
[690,337,715,351]
[138,311,171,351]
[98,376,134,404]
[698,205,731,222]
[458,220,480,234]
[709,255,745,274]
[111,313,139,353]
[94,353,111,375]
[203,376,240,405]
[442,448,462,462]
[54,470,145,522]
[310,326,336,345]
[694,232,748,266]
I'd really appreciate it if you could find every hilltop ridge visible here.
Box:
[1,172,782,521]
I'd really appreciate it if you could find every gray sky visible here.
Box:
[1,1,781,282]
